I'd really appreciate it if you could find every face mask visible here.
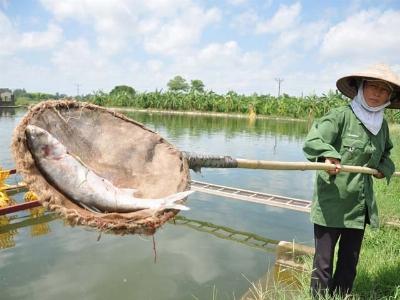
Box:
[350,81,390,135]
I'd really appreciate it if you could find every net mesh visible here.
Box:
[12,100,190,235]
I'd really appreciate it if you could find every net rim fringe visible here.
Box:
[11,99,190,235]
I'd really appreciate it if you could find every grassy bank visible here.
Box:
[16,90,400,122]
[375,125,400,222]
[89,90,347,119]
[88,90,400,123]
[14,97,40,107]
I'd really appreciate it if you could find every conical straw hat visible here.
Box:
[336,63,400,109]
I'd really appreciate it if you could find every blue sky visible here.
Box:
[0,0,399,96]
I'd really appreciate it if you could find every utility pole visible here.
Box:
[275,78,284,97]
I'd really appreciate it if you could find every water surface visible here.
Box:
[0,108,315,300]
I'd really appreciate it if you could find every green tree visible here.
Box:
[54,92,67,99]
[190,79,205,93]
[110,85,136,96]
[167,75,189,92]
[13,88,27,98]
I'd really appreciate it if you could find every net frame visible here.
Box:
[12,100,190,235]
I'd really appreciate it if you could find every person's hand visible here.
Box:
[325,157,341,175]
[373,171,385,179]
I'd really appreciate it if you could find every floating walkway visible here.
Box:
[1,182,28,195]
[0,175,312,216]
[190,180,311,213]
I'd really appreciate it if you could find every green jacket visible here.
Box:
[303,105,395,229]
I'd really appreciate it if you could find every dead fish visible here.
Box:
[25,125,192,213]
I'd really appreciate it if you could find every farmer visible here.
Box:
[303,64,400,298]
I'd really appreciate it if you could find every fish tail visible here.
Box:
[163,190,193,211]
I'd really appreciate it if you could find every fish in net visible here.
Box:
[12,100,191,235]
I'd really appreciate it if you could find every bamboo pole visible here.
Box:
[236,159,400,177]
[183,152,400,176]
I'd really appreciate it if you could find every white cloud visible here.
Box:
[41,0,221,55]
[0,11,63,55]
[230,9,260,33]
[3,0,399,98]
[256,2,301,34]
[40,0,195,20]
[0,0,9,8]
[227,0,248,5]
[165,41,278,93]
[270,20,328,52]
[40,0,91,20]
[320,9,400,63]
[198,41,241,61]
[232,2,327,53]
[91,41,267,94]
[0,56,56,92]
[392,64,400,74]
[0,10,17,55]
[51,38,114,81]
[137,18,160,34]
[2,32,333,97]
[20,23,62,49]
[146,59,164,73]
[143,6,221,55]
[251,2,322,77]
[142,0,193,16]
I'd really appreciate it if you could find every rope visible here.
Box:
[182,152,238,172]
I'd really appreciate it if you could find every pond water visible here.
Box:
[0,107,315,300]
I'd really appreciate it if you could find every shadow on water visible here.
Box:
[172,215,279,253]
[0,205,280,253]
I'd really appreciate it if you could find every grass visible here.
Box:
[242,125,400,300]
[244,228,400,300]
[15,97,40,106]
[375,125,400,222]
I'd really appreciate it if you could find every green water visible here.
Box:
[0,108,315,300]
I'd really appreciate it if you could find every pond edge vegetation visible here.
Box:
[14,82,400,123]
[88,89,400,123]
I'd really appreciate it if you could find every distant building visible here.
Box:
[0,88,15,106]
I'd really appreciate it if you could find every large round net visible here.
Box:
[12,100,190,235]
